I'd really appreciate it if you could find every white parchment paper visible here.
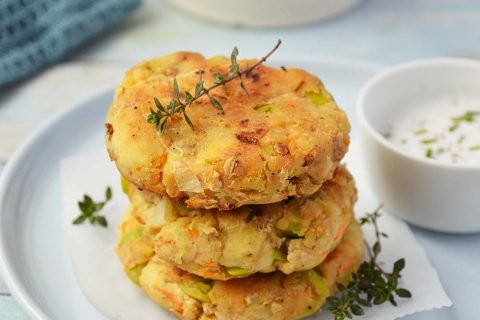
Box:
[60,146,452,320]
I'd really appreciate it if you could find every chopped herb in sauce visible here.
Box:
[414,129,427,135]
[451,111,480,123]
[448,123,460,132]
[390,101,480,165]
[425,148,433,159]
[421,138,438,144]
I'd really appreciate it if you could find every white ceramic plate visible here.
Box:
[0,57,460,320]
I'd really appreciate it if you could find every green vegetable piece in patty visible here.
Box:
[179,279,212,303]
[226,266,250,276]
[126,264,146,286]
[306,91,328,106]
[121,176,130,194]
[307,270,329,297]
[119,228,144,246]
[277,224,303,238]
[254,104,273,113]
[272,248,286,261]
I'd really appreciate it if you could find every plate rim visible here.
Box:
[0,82,117,320]
[0,56,382,320]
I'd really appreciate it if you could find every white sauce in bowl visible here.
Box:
[387,96,480,165]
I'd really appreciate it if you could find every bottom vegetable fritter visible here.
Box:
[117,208,364,320]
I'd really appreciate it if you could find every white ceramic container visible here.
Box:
[357,58,480,233]
[167,0,363,27]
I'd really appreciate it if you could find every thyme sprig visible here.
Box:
[147,39,282,132]
[327,205,412,320]
[72,187,112,228]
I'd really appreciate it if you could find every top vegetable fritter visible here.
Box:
[106,52,350,210]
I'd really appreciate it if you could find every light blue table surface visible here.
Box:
[1,0,480,319]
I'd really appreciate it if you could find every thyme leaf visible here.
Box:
[327,205,412,320]
[148,40,282,132]
[72,187,112,228]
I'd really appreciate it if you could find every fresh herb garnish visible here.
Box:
[451,111,480,123]
[421,138,438,144]
[148,40,282,133]
[458,134,466,144]
[426,148,433,158]
[449,111,480,132]
[327,205,412,320]
[448,123,459,132]
[413,129,427,135]
[469,145,480,151]
[72,187,112,227]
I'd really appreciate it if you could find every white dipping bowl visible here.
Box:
[357,58,480,233]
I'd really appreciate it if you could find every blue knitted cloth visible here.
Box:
[0,0,140,88]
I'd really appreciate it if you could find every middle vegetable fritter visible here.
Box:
[122,165,356,280]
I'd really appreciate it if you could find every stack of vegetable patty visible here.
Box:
[105,52,364,320]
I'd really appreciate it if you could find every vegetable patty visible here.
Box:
[122,165,356,280]
[106,52,350,210]
[117,210,364,320]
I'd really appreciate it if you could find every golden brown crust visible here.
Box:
[106,52,350,210]
[117,211,364,320]
[124,165,356,280]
